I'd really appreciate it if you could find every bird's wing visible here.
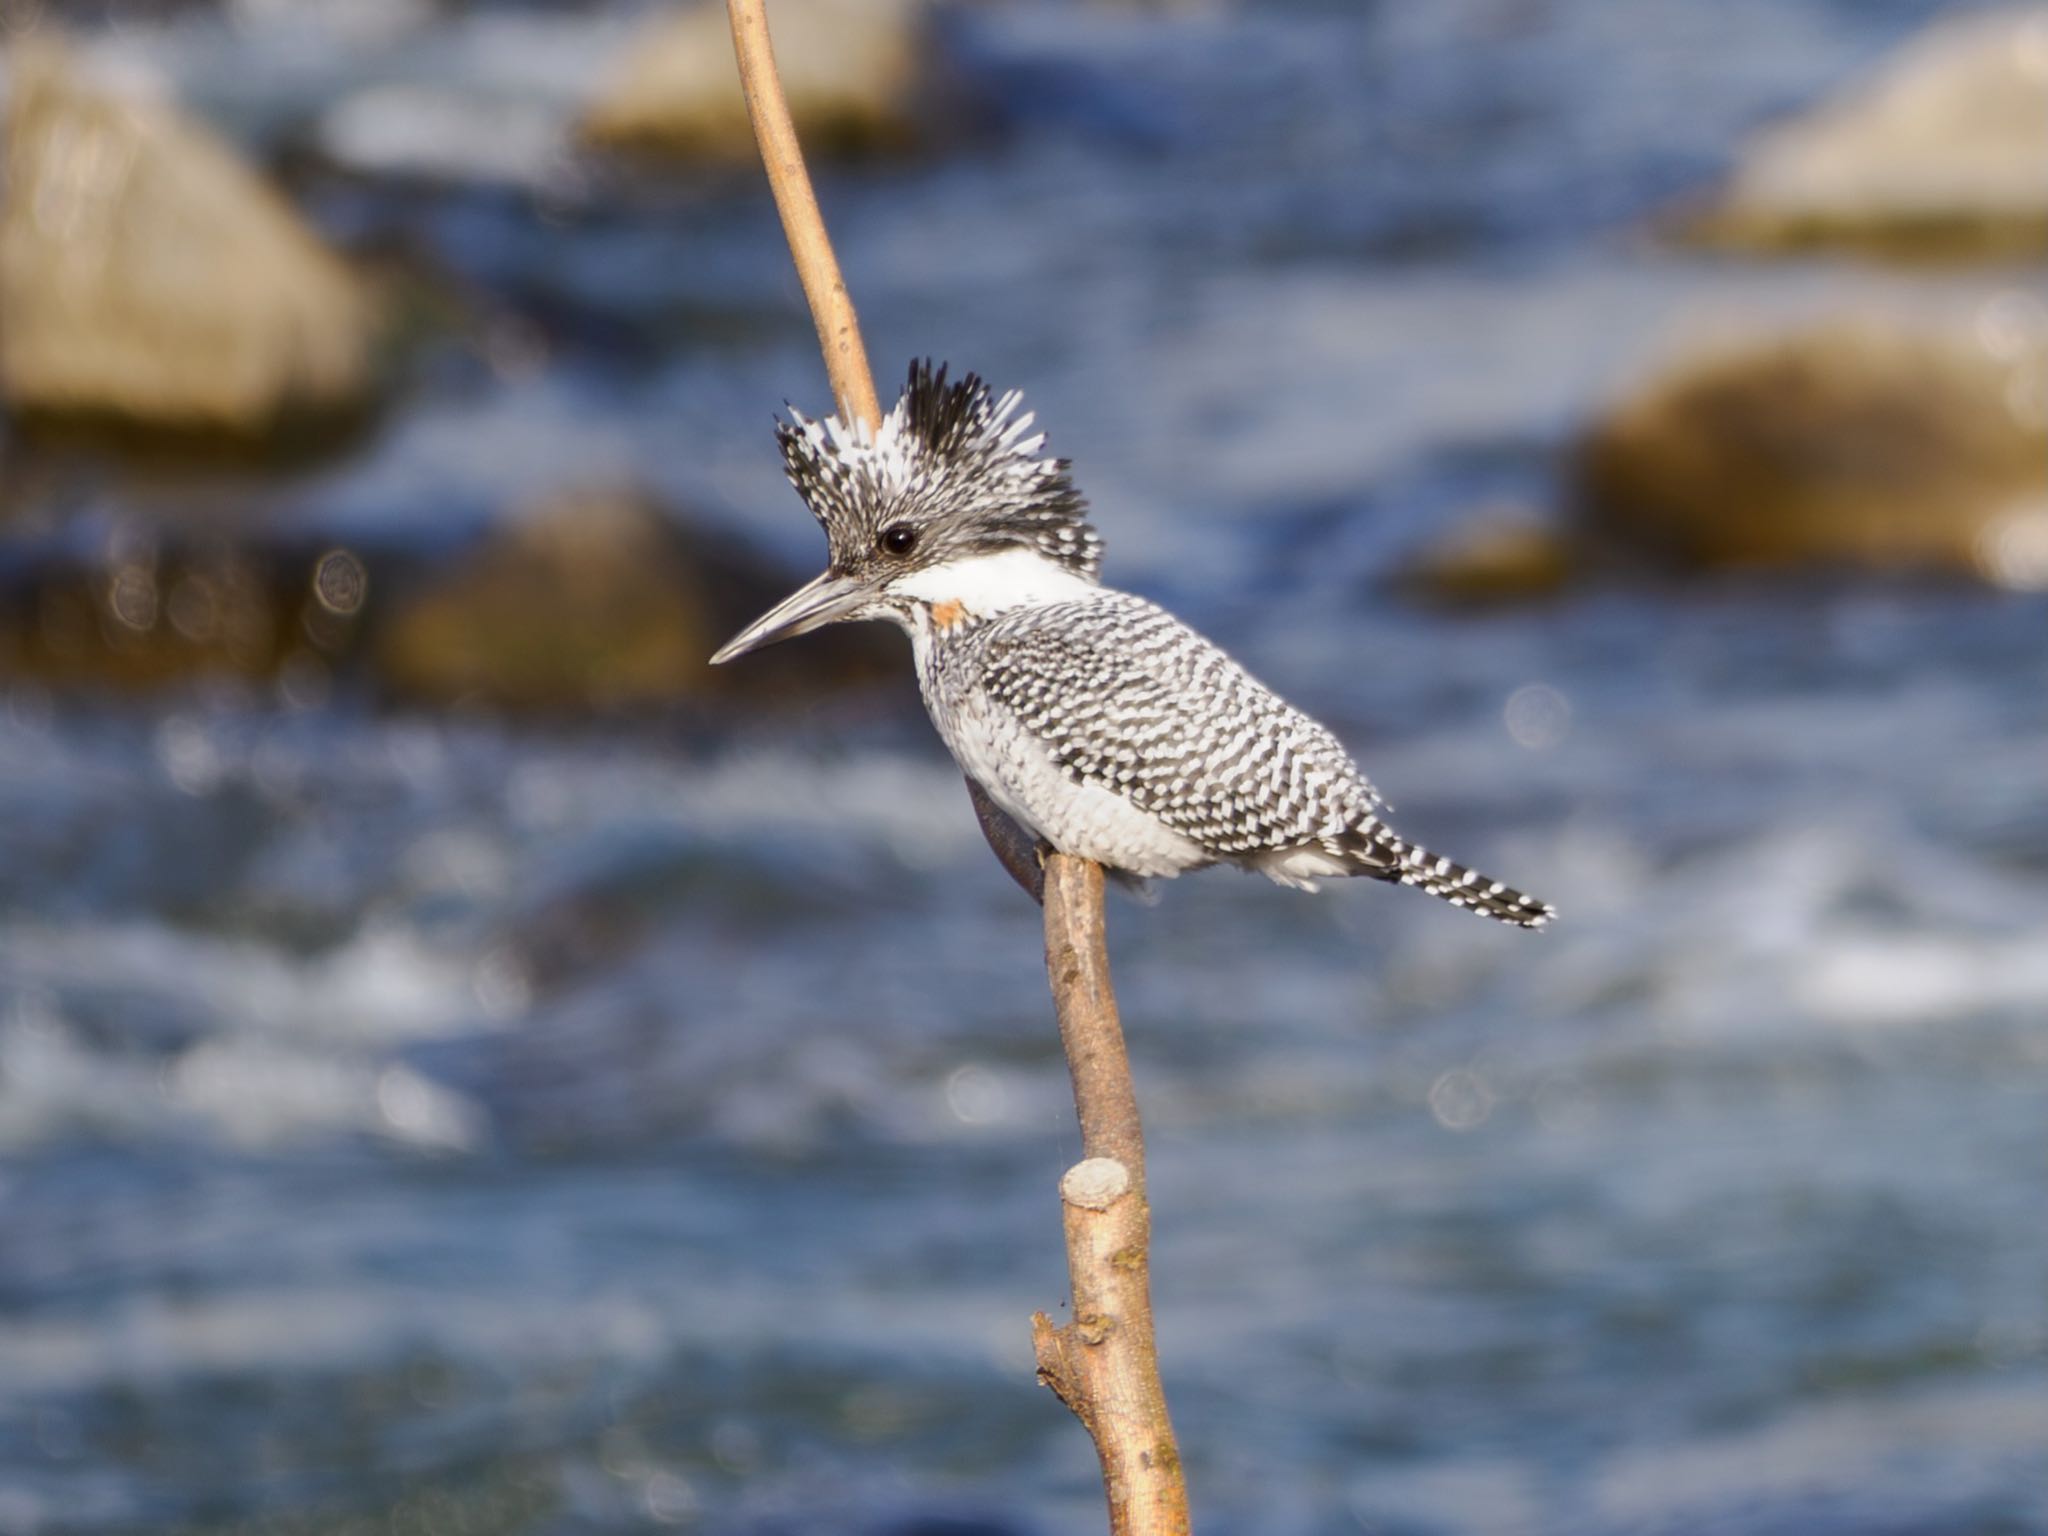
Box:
[974,595,1383,855]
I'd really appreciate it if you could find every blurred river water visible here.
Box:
[1,1,2045,1533]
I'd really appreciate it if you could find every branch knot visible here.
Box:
[1060,1156,1133,1212]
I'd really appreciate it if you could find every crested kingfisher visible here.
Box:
[711,362,1554,928]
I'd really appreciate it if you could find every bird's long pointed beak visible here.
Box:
[709,569,870,665]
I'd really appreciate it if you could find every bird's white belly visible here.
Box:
[937,694,1210,879]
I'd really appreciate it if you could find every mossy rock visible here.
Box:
[374,486,898,712]
[0,540,368,692]
[1577,315,2048,583]
[1397,509,1575,606]
[0,489,897,710]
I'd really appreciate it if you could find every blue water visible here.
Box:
[2,2,2045,1533]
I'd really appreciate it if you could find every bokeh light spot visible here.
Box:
[1504,683,1571,751]
[1428,1068,1494,1132]
[313,548,369,615]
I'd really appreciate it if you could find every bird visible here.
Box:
[711,361,1555,928]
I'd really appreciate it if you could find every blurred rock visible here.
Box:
[0,41,383,439]
[1398,507,1574,606]
[0,536,368,693]
[1577,313,2048,584]
[1689,8,2048,259]
[579,0,932,161]
[375,486,899,711]
[0,479,897,707]
[376,489,705,710]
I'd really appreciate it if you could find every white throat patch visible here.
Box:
[892,549,1103,625]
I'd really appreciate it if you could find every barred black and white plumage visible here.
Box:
[711,362,1555,930]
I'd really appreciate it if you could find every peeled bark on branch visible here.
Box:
[723,7,1189,1527]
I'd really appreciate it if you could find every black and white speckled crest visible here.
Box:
[750,365,1553,927]
[776,361,1104,581]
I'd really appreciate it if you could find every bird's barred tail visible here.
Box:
[1343,823,1555,929]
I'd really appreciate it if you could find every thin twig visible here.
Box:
[725,0,881,430]
[1033,855,1190,1535]
[723,8,1189,1527]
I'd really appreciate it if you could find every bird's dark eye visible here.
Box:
[878,523,918,557]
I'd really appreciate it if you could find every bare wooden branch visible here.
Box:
[725,0,882,430]
[722,10,1188,1528]
[1034,855,1191,1535]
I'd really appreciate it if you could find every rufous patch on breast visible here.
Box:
[932,598,967,630]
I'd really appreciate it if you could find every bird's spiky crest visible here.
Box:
[776,361,1104,580]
